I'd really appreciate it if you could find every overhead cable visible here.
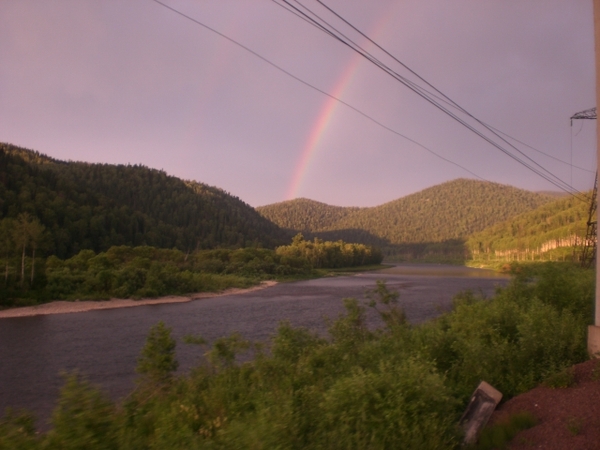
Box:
[274,0,586,199]
[150,0,488,180]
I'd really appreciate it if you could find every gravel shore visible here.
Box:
[0,281,277,319]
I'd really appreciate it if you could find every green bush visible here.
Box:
[45,373,118,450]
[318,360,460,450]
[474,411,537,450]
[542,367,576,389]
[0,409,40,450]
[416,268,589,400]
[136,322,178,387]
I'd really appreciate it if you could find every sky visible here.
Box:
[0,1,597,207]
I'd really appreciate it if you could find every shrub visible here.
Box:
[136,321,179,387]
[45,373,118,450]
[474,411,537,450]
[318,360,460,449]
[0,409,40,450]
[542,367,576,389]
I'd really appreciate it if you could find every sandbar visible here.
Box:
[0,281,277,319]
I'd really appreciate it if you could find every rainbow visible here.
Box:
[285,57,359,200]
[285,9,395,200]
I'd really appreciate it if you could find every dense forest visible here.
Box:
[257,198,362,232]
[259,179,557,261]
[0,143,387,306]
[467,193,591,263]
[0,143,290,259]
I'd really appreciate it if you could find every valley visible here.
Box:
[0,142,596,449]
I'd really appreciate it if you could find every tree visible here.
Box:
[46,373,118,450]
[11,213,46,288]
[0,218,16,286]
[12,213,30,288]
[292,233,305,246]
[136,321,178,387]
[27,218,45,284]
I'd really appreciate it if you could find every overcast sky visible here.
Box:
[0,1,596,207]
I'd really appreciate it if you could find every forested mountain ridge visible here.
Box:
[332,179,555,244]
[258,180,556,252]
[467,193,590,261]
[256,198,362,232]
[0,143,290,258]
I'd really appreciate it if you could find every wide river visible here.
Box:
[0,264,508,429]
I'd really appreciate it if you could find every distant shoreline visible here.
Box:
[0,281,277,319]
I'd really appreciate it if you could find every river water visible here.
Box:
[0,264,508,428]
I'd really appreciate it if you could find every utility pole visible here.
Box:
[570,108,597,269]
[580,174,597,269]
[590,0,600,357]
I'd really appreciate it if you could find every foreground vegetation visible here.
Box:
[1,235,382,308]
[1,262,592,449]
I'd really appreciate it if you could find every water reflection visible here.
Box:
[379,263,509,278]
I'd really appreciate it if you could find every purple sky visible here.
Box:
[0,1,596,207]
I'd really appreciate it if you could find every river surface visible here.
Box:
[0,264,508,428]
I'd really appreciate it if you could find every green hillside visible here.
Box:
[258,179,556,261]
[467,193,591,263]
[256,198,362,232]
[0,143,290,258]
[332,179,553,243]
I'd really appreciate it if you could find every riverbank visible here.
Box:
[0,281,277,319]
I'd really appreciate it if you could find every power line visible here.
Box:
[149,0,487,181]
[151,0,588,201]
[276,0,586,199]
[275,0,572,191]
[311,0,586,195]
[316,0,595,177]
[485,123,594,174]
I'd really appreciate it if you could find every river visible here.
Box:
[0,264,508,429]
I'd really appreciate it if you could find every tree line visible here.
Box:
[0,238,382,307]
[275,233,383,268]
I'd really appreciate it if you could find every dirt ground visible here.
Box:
[488,359,600,450]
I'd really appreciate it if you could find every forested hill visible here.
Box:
[258,179,556,259]
[256,198,362,232]
[330,179,555,244]
[0,143,289,258]
[466,193,590,260]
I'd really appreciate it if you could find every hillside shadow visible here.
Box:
[308,229,392,248]
[299,229,469,265]
[383,239,469,265]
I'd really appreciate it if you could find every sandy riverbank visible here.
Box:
[0,281,278,319]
